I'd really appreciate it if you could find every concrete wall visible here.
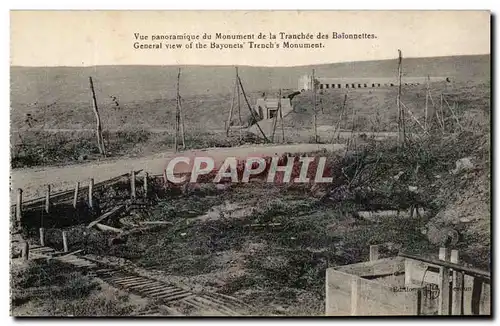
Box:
[404,258,491,315]
[326,267,420,316]
[325,268,353,316]
[355,276,420,316]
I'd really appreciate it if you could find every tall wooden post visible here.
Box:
[62,231,69,253]
[312,69,318,143]
[143,172,149,197]
[22,242,29,261]
[16,188,23,226]
[425,75,430,131]
[89,76,106,155]
[88,178,94,210]
[279,89,285,143]
[438,247,451,315]
[174,68,186,152]
[130,170,136,200]
[179,98,186,149]
[39,228,45,247]
[45,184,51,214]
[396,49,405,147]
[226,68,238,136]
[350,276,360,315]
[236,67,242,125]
[450,250,463,315]
[73,182,79,209]
[238,76,270,142]
[369,245,379,261]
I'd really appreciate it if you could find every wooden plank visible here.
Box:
[450,250,463,315]
[194,296,238,316]
[350,276,360,315]
[471,277,483,315]
[22,242,29,260]
[16,188,22,225]
[438,250,451,315]
[336,257,405,277]
[130,170,136,200]
[145,287,180,296]
[160,292,192,302]
[95,223,123,233]
[13,170,143,210]
[140,284,172,293]
[62,231,68,252]
[143,172,148,198]
[113,277,144,284]
[152,289,187,299]
[88,178,94,209]
[53,249,83,258]
[138,221,173,226]
[73,182,79,209]
[369,245,379,261]
[45,185,51,214]
[89,76,106,155]
[39,228,45,247]
[87,205,126,229]
[399,252,490,280]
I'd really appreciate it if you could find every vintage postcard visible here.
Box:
[10,10,491,317]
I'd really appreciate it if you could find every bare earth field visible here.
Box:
[10,55,491,316]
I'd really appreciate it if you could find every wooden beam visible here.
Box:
[87,205,126,229]
[279,89,285,143]
[350,277,360,315]
[89,76,106,155]
[22,242,29,261]
[369,245,379,261]
[331,93,347,143]
[130,170,136,200]
[143,172,149,198]
[178,96,186,149]
[450,250,463,315]
[16,188,22,226]
[88,178,94,209]
[39,228,45,247]
[62,231,69,252]
[312,69,318,143]
[73,182,79,209]
[45,184,51,214]
[139,221,173,225]
[174,68,181,152]
[396,49,405,147]
[471,277,483,314]
[226,67,237,136]
[399,252,490,280]
[237,76,270,142]
[438,247,451,315]
[95,223,123,233]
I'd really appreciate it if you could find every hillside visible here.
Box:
[11,54,489,106]
[10,55,490,132]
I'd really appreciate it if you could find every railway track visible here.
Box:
[29,246,250,316]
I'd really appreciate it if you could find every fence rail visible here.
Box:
[399,252,490,281]
[11,170,143,211]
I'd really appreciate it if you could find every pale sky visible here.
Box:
[10,10,491,67]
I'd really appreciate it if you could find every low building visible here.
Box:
[254,97,293,120]
[298,75,451,91]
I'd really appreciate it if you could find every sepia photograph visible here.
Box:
[9,10,491,317]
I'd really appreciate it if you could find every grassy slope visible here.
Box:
[11,55,490,131]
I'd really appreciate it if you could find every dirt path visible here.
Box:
[10,143,345,202]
